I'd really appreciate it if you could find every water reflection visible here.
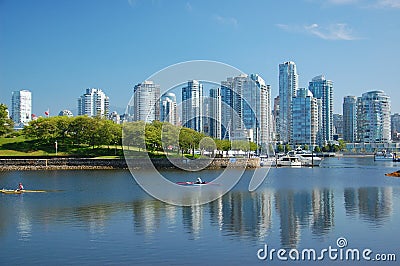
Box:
[311,189,334,236]
[208,190,272,242]
[0,186,395,248]
[128,186,394,247]
[344,187,392,225]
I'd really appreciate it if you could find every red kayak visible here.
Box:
[176,182,219,186]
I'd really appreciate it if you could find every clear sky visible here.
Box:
[1,0,399,116]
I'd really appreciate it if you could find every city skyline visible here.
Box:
[1,1,400,115]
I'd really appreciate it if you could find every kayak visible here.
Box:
[176,182,219,186]
[1,189,47,194]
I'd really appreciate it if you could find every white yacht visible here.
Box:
[276,154,302,167]
[374,150,394,161]
[288,150,323,167]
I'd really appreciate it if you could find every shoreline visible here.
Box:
[0,157,260,171]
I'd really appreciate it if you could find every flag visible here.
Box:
[44,109,49,116]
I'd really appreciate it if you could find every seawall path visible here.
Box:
[0,157,260,171]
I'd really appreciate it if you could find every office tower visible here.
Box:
[308,75,333,145]
[273,96,280,141]
[333,114,343,139]
[357,90,391,142]
[279,61,298,143]
[160,92,177,126]
[209,87,222,139]
[248,74,272,148]
[221,75,246,140]
[291,88,319,147]
[220,74,272,149]
[11,89,32,126]
[391,113,400,141]
[132,81,160,123]
[78,88,110,117]
[343,96,357,142]
[182,80,203,132]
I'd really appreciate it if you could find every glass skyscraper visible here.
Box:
[356,90,391,143]
[209,87,222,139]
[132,81,160,123]
[160,92,177,126]
[291,88,320,147]
[343,96,357,142]
[308,75,334,145]
[391,113,400,141]
[182,80,203,132]
[279,61,298,143]
[220,74,272,149]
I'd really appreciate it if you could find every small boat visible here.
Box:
[288,150,323,167]
[176,182,219,186]
[276,155,302,167]
[1,189,47,194]
[374,150,394,161]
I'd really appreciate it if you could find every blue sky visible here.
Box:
[1,0,399,115]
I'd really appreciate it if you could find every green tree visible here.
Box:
[215,139,230,156]
[199,137,216,156]
[122,121,145,150]
[277,144,284,153]
[23,117,58,144]
[145,122,162,152]
[53,116,73,144]
[338,139,346,151]
[0,104,13,136]
[314,146,321,153]
[249,142,258,152]
[179,127,196,154]
[68,116,94,146]
[322,145,330,152]
[285,144,292,152]
[161,122,179,154]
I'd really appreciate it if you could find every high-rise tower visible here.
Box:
[279,61,298,143]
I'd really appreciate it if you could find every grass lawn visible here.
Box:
[0,137,203,159]
[0,136,124,157]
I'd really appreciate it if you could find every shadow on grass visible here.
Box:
[1,140,126,157]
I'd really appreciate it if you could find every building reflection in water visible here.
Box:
[129,186,393,246]
[208,190,273,241]
[182,205,203,239]
[274,190,301,248]
[0,184,395,250]
[344,187,393,225]
[311,189,334,236]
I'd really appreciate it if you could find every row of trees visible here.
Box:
[19,116,259,156]
[276,140,346,153]
[23,116,122,148]
[122,120,258,156]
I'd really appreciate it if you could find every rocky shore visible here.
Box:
[0,157,260,171]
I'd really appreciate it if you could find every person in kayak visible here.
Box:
[17,182,24,191]
[195,177,205,184]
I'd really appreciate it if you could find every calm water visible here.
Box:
[0,157,399,265]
